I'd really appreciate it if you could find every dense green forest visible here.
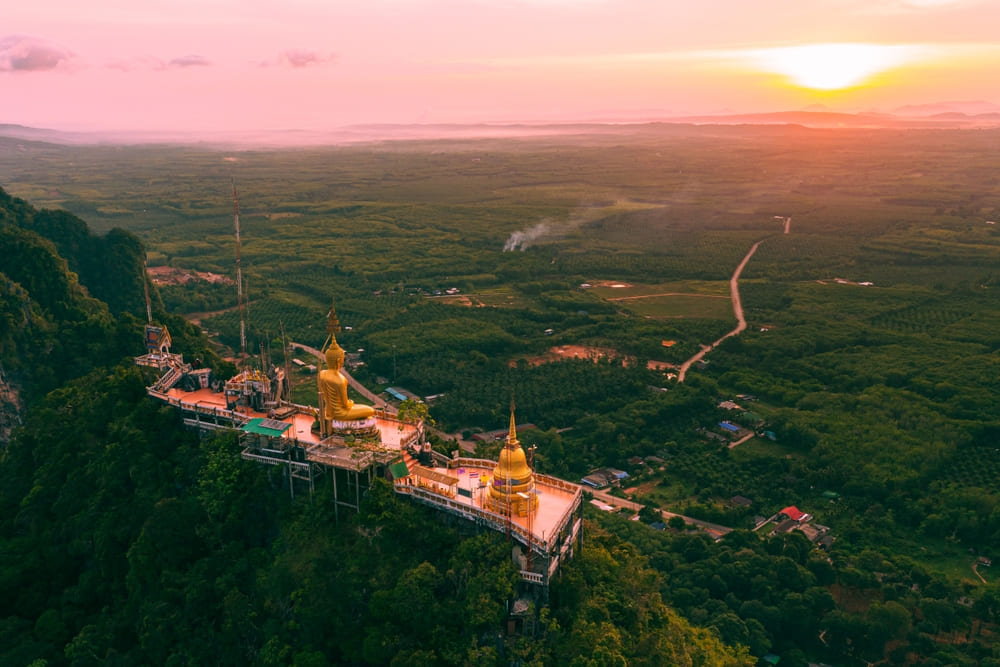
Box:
[2,123,1000,664]
[0,188,749,665]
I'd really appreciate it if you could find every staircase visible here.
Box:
[400,447,419,473]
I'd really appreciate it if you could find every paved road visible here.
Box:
[677,240,762,383]
[589,488,733,540]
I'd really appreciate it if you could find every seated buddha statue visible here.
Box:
[318,343,375,422]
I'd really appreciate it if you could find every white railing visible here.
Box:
[398,485,554,555]
[241,448,311,469]
[182,418,229,431]
[452,457,496,469]
[536,473,583,495]
[520,570,544,585]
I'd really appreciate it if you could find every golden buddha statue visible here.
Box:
[318,341,375,423]
[487,408,538,516]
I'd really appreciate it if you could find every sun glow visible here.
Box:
[752,43,921,90]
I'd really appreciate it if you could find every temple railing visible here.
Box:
[536,473,584,495]
[148,393,250,427]
[393,482,554,556]
[450,457,497,469]
[520,571,544,585]
[241,448,311,470]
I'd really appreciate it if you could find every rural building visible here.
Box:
[580,468,628,489]
[778,506,811,523]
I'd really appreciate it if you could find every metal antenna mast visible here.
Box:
[142,257,153,324]
[232,178,247,357]
[280,320,292,402]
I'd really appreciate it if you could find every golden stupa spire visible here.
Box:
[487,397,538,515]
[507,399,518,447]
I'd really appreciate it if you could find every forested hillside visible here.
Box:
[3,122,1000,666]
[0,189,227,410]
[0,187,750,666]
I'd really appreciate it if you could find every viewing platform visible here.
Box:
[393,456,583,586]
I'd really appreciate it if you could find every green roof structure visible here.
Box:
[242,417,292,438]
[388,461,410,479]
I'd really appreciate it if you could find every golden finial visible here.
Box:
[507,396,518,447]
[326,299,341,336]
[322,299,343,356]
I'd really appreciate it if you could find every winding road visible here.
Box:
[676,240,763,382]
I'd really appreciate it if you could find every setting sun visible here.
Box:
[752,43,922,90]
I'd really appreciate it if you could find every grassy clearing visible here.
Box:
[587,280,733,320]
[614,294,733,320]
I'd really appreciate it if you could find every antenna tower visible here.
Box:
[280,321,292,402]
[232,179,247,357]
[142,257,153,324]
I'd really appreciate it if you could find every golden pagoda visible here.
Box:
[485,406,539,516]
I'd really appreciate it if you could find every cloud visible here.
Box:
[255,50,336,69]
[107,55,212,72]
[106,55,166,72]
[169,55,211,68]
[279,49,333,68]
[0,35,73,72]
[857,0,989,13]
[900,0,967,6]
[105,54,211,72]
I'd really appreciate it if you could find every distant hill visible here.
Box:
[0,123,99,145]
[0,187,220,406]
[0,188,148,317]
[661,109,1000,129]
[4,103,1000,148]
[891,100,1000,116]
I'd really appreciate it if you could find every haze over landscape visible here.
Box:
[5,0,1000,140]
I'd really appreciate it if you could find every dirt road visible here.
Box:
[677,240,762,382]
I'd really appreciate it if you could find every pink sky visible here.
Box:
[4,0,1000,135]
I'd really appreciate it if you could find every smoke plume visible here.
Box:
[503,221,554,251]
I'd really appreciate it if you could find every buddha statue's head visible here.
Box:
[325,342,346,369]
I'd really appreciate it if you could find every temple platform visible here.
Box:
[158,385,420,457]
[149,372,581,588]
[394,457,583,585]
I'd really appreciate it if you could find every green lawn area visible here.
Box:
[616,294,733,320]
[729,437,805,462]
[588,280,733,320]
[589,280,730,299]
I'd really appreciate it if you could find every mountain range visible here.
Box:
[3,101,999,147]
